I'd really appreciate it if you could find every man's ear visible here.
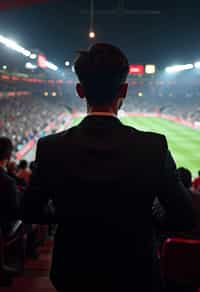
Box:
[76,83,85,99]
[118,83,128,99]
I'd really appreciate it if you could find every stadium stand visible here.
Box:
[0,94,67,153]
[124,78,200,122]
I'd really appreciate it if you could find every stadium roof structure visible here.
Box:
[80,0,160,15]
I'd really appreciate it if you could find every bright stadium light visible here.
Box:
[89,31,95,38]
[45,60,58,71]
[65,61,70,67]
[52,92,57,96]
[0,35,31,57]
[2,65,7,70]
[23,49,31,57]
[194,62,200,68]
[138,92,143,97]
[25,62,37,69]
[165,64,194,73]
[145,64,156,74]
[30,53,37,59]
[0,35,59,72]
[44,91,48,96]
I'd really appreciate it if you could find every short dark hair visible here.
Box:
[74,43,129,106]
[18,160,28,169]
[178,167,192,189]
[0,137,13,161]
[198,170,200,177]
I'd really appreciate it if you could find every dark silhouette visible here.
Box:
[0,137,19,220]
[22,43,194,292]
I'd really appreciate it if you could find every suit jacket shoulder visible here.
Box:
[123,124,167,146]
[35,126,79,159]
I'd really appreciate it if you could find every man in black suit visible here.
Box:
[22,43,194,291]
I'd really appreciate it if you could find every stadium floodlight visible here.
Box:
[25,62,37,69]
[44,91,48,96]
[145,64,156,74]
[65,61,70,67]
[0,35,31,57]
[2,65,7,70]
[89,31,95,38]
[165,64,194,73]
[194,62,200,69]
[0,35,59,72]
[138,92,143,97]
[52,92,57,96]
[30,53,37,59]
[45,60,58,71]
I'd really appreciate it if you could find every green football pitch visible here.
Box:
[71,115,200,177]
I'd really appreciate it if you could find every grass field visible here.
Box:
[71,115,200,177]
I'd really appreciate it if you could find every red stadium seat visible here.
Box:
[161,237,200,290]
[34,225,48,246]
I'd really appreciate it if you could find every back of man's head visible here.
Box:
[74,43,129,106]
[0,137,13,161]
[198,170,200,177]
[18,160,28,170]
[178,167,192,189]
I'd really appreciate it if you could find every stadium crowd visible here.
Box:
[124,83,200,122]
[0,94,67,153]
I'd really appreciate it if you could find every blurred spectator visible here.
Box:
[0,137,20,224]
[178,167,192,189]
[0,139,38,259]
[176,167,200,234]
[0,94,67,154]
[17,160,31,184]
[153,167,200,245]
[192,170,200,192]
[7,160,27,190]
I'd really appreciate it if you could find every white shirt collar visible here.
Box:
[87,112,117,117]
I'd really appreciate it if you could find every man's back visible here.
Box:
[23,115,194,291]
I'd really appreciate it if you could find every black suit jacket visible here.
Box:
[22,115,194,291]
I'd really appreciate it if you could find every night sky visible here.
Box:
[0,0,199,70]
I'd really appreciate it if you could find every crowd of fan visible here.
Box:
[0,95,67,152]
[153,168,200,253]
[124,92,200,122]
[0,145,56,268]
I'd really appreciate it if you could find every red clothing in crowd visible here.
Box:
[17,168,31,184]
[193,176,200,192]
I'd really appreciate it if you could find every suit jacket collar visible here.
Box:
[79,114,122,128]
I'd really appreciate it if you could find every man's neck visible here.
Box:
[87,105,117,117]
